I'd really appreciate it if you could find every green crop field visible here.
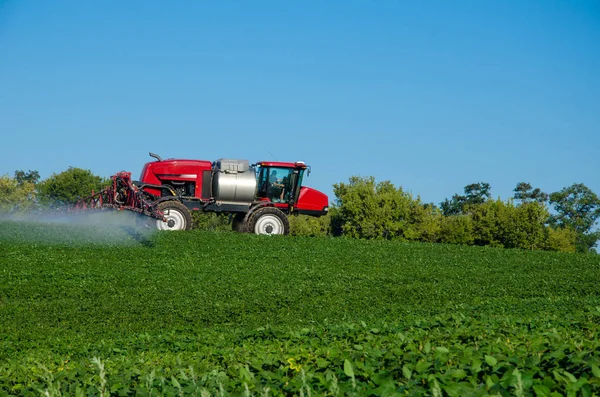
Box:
[1,216,599,396]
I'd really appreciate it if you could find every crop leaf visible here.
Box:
[533,385,551,397]
[424,341,431,354]
[415,360,430,374]
[485,355,497,366]
[344,359,354,378]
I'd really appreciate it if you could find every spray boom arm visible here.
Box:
[72,172,165,221]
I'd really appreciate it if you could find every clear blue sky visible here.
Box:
[1,0,599,206]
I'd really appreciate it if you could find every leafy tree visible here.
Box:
[495,200,550,250]
[464,182,492,205]
[513,182,548,203]
[549,183,600,253]
[0,174,37,213]
[465,199,553,250]
[544,226,577,253]
[14,170,41,186]
[37,167,108,207]
[441,182,491,215]
[512,201,551,250]
[332,176,429,240]
[440,196,463,216]
[439,215,474,245]
[468,199,503,247]
[411,204,443,243]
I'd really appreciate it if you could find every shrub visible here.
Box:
[439,215,474,245]
[0,175,37,213]
[288,213,332,237]
[37,167,108,206]
[190,211,231,231]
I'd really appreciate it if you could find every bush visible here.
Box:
[467,200,552,250]
[288,213,332,237]
[190,211,231,231]
[544,226,577,252]
[439,215,474,245]
[37,167,108,207]
[0,175,37,213]
[509,201,548,250]
[332,176,434,241]
[410,203,443,243]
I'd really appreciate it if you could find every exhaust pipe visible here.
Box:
[149,152,163,162]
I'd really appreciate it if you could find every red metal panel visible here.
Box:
[140,159,212,198]
[256,161,307,169]
[295,186,328,212]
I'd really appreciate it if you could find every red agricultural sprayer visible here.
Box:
[73,153,329,235]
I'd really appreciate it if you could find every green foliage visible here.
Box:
[467,200,569,251]
[333,176,432,240]
[468,200,532,249]
[468,199,504,247]
[549,183,600,253]
[0,219,599,395]
[464,182,492,203]
[0,174,37,213]
[410,204,443,243]
[288,213,332,237]
[544,226,578,253]
[439,215,474,245]
[440,196,463,217]
[190,211,231,231]
[331,176,579,253]
[510,201,550,250]
[37,167,108,206]
[513,182,548,203]
[2,219,597,333]
[441,182,491,215]
[13,169,40,186]
[3,319,600,396]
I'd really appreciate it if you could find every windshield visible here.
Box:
[256,166,304,204]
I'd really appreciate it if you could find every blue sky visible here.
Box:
[1,0,599,206]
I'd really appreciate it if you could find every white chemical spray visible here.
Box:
[0,208,158,247]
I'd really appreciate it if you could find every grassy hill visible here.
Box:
[1,216,599,395]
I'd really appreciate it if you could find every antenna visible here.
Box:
[268,151,278,161]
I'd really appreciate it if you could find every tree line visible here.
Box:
[1,168,598,253]
[323,177,599,253]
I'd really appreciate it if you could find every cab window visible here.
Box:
[266,168,292,203]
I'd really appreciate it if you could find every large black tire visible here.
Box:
[155,201,192,231]
[247,207,290,235]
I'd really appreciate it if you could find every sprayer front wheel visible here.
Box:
[247,207,290,235]
[155,201,192,231]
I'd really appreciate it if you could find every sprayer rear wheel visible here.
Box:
[247,207,289,235]
[156,201,192,231]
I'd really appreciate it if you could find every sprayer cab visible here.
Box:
[254,161,329,216]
